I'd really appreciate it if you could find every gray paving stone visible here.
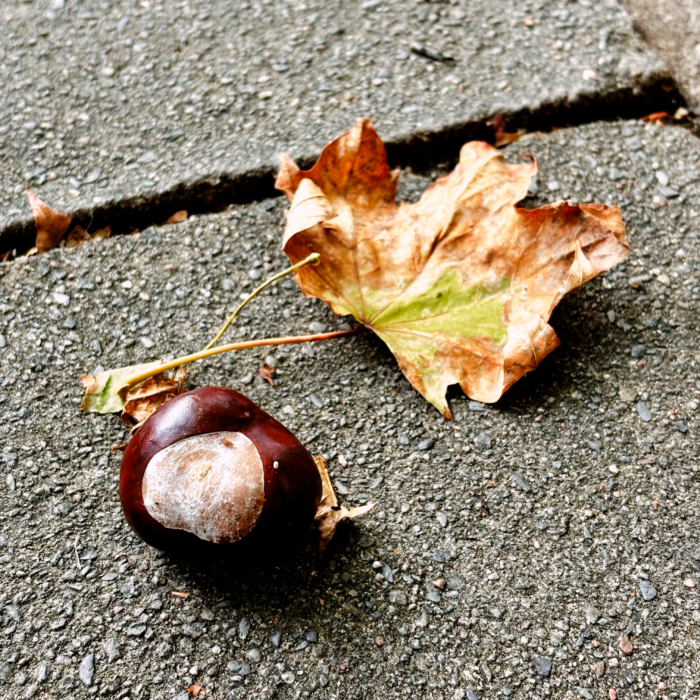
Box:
[1,120,699,698]
[0,0,665,246]
[623,0,700,107]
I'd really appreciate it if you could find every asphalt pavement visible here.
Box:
[623,0,700,108]
[2,0,700,698]
[1,119,699,700]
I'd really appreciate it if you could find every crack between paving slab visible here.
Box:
[0,75,688,258]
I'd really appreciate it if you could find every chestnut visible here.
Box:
[120,387,322,552]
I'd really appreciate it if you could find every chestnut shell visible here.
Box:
[120,387,322,552]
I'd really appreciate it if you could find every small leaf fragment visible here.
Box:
[187,684,205,697]
[165,210,188,224]
[314,456,374,556]
[640,111,671,125]
[258,363,275,386]
[26,189,72,252]
[65,225,91,248]
[121,365,187,428]
[80,360,166,414]
[488,114,522,147]
[66,224,111,248]
[91,225,112,239]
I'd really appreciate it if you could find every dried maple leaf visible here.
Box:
[187,684,205,697]
[276,119,629,416]
[26,189,72,252]
[258,363,275,385]
[314,456,374,556]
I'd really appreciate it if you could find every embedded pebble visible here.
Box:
[635,402,652,422]
[78,653,94,686]
[638,579,657,601]
[534,657,552,677]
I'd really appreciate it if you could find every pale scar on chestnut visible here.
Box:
[141,431,265,544]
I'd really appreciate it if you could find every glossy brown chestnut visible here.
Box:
[120,387,322,552]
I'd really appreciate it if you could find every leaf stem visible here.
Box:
[202,252,320,351]
[117,327,363,395]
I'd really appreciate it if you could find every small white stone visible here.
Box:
[140,337,155,349]
[53,292,70,306]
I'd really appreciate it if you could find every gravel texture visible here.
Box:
[1,120,699,699]
[0,0,665,240]
[623,0,700,107]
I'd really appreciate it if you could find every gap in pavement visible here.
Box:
[0,76,686,258]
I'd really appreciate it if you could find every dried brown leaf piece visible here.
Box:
[121,365,187,429]
[258,363,275,385]
[65,225,91,248]
[66,224,111,248]
[165,210,188,224]
[640,111,671,125]
[487,114,522,147]
[277,119,629,416]
[26,189,72,252]
[91,225,112,240]
[187,684,205,697]
[314,456,374,556]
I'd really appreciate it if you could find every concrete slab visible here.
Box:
[623,0,700,108]
[1,119,700,698]
[0,0,668,251]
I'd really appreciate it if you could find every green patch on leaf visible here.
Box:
[80,360,164,414]
[372,268,510,343]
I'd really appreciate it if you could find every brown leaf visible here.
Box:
[91,225,112,239]
[166,210,188,224]
[258,363,275,385]
[26,189,72,252]
[276,119,628,416]
[487,113,521,147]
[121,365,187,429]
[65,225,91,248]
[187,684,205,697]
[64,224,111,249]
[640,111,671,125]
[313,456,374,556]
